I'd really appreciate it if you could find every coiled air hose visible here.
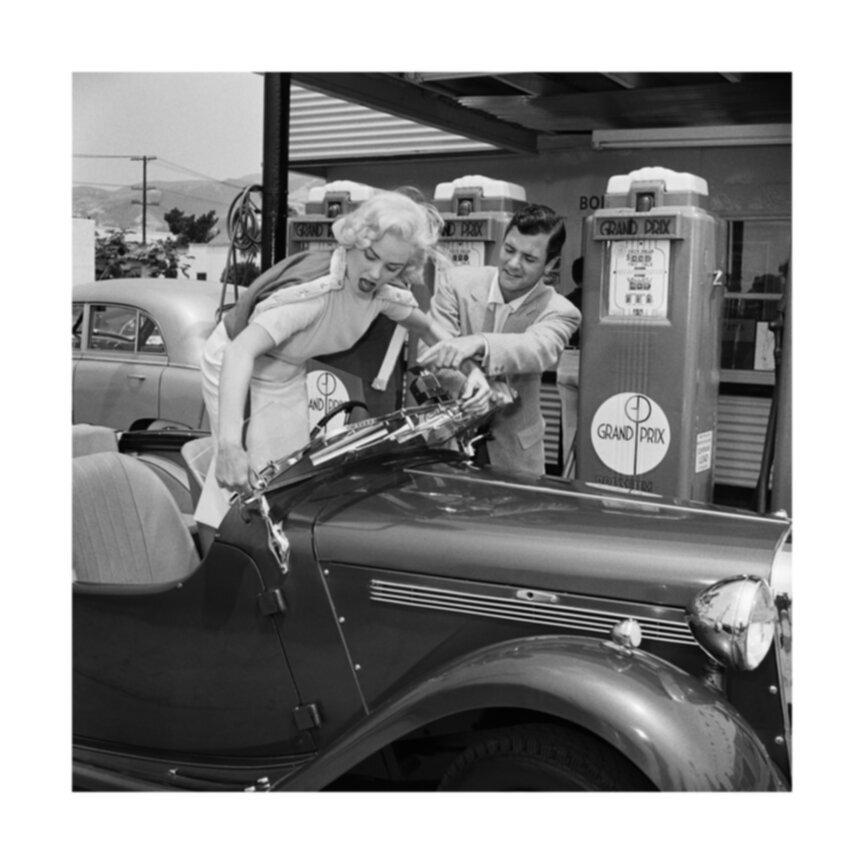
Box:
[217,184,263,321]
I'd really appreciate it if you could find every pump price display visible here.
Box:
[608,240,670,319]
[443,242,485,267]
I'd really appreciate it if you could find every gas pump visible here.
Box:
[576,167,723,501]
[432,175,526,288]
[286,180,411,430]
[287,180,379,255]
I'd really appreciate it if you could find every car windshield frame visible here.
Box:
[248,392,488,499]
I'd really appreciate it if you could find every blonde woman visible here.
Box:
[195,190,489,527]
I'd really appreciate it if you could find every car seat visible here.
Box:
[72,451,199,585]
[133,452,195,515]
[72,423,195,518]
[72,424,119,457]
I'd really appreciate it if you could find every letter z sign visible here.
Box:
[590,392,670,476]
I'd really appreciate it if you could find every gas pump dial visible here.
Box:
[609,240,670,318]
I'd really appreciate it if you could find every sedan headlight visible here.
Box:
[687,576,777,671]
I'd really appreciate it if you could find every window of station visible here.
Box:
[722,219,789,382]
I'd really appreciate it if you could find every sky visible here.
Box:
[72,72,264,189]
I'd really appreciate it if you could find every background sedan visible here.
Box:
[72,278,227,430]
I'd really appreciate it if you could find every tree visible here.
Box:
[163,208,219,245]
[94,230,134,279]
[136,237,190,278]
[95,230,190,280]
[221,260,261,287]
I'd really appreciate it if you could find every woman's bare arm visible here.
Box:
[214,323,276,493]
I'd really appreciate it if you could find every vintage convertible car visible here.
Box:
[72,375,792,791]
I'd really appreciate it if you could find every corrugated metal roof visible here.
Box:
[289,84,497,162]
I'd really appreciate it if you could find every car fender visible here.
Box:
[281,634,785,791]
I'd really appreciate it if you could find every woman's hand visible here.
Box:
[214,441,253,496]
[460,365,492,414]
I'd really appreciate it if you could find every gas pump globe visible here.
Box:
[576,167,723,502]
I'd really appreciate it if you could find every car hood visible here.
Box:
[311,461,791,610]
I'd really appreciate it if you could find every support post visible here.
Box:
[261,73,291,271]
[771,273,792,516]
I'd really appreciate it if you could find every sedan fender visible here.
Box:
[280,634,785,791]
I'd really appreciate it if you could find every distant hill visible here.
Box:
[73,172,325,238]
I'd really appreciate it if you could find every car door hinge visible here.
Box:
[257,587,287,617]
[294,702,322,731]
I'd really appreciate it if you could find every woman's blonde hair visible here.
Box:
[332,190,444,281]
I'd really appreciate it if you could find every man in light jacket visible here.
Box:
[418,204,581,475]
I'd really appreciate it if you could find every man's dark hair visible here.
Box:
[504,204,566,264]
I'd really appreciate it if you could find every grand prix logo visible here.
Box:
[598,217,674,237]
[590,392,670,476]
[306,369,349,433]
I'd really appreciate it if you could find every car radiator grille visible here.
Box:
[369,578,697,646]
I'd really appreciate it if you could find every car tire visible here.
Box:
[437,723,652,791]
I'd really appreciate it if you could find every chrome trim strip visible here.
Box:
[405,468,790,526]
[371,582,690,633]
[370,578,697,646]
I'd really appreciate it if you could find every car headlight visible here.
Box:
[687,576,777,671]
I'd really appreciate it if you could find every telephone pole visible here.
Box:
[130,156,157,244]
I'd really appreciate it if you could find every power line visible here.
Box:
[73,180,236,210]
[155,158,247,189]
[73,153,249,190]
[73,153,143,159]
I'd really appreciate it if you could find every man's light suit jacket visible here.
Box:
[431,265,581,475]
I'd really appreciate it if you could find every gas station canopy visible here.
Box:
[290,72,791,164]
[260,71,790,263]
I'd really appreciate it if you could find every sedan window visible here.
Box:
[86,305,166,355]
[137,313,166,354]
[88,305,138,353]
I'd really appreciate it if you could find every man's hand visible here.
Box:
[488,381,517,408]
[417,334,485,369]
[215,441,253,496]
[460,365,492,414]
